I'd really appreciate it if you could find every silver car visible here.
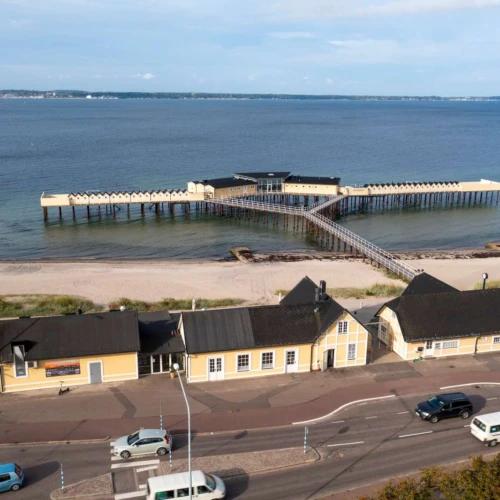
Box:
[113,429,173,459]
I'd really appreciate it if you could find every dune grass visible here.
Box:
[474,280,500,290]
[276,283,405,300]
[108,297,245,312]
[0,295,101,319]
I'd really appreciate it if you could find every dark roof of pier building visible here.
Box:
[396,289,500,342]
[285,176,340,186]
[197,178,257,189]
[234,172,291,180]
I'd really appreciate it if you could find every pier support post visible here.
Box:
[43,207,48,221]
[72,206,76,220]
[141,203,145,216]
[155,202,160,215]
[86,206,90,219]
[58,207,62,219]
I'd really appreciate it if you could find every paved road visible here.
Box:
[3,386,500,499]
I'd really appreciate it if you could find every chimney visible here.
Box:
[314,287,320,303]
[320,280,327,300]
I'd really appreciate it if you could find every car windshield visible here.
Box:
[127,432,141,445]
[473,418,487,432]
[205,475,216,490]
[427,396,445,409]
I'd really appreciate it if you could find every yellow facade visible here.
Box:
[283,183,339,196]
[1,352,138,393]
[378,305,500,361]
[186,311,368,383]
[212,184,257,198]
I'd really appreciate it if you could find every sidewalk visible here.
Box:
[2,352,500,444]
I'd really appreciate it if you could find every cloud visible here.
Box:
[303,76,310,80]
[248,75,256,81]
[133,73,155,80]
[268,31,317,39]
[270,0,500,20]
[325,78,334,85]
[9,18,34,28]
[93,74,103,79]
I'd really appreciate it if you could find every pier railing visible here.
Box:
[210,196,420,281]
[308,194,347,213]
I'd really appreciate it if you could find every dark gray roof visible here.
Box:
[383,272,459,312]
[285,176,340,185]
[280,276,322,306]
[197,178,257,189]
[397,289,500,342]
[182,308,254,354]
[0,311,140,362]
[234,172,291,180]
[139,311,185,355]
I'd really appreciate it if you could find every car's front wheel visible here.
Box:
[490,439,498,447]
[11,484,21,491]
[157,447,168,456]
[429,415,439,424]
[461,410,470,419]
[120,451,131,459]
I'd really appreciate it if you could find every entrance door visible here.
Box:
[285,350,298,373]
[267,181,273,193]
[208,357,223,381]
[89,362,102,384]
[327,349,335,368]
[424,341,434,357]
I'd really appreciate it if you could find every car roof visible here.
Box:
[138,429,167,438]
[474,412,500,425]
[438,392,468,401]
[0,463,16,474]
[148,471,207,490]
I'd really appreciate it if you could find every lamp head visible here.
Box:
[173,363,180,371]
[483,272,489,280]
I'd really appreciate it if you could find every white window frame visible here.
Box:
[347,343,356,360]
[13,345,29,379]
[379,324,387,342]
[442,340,458,349]
[337,321,348,334]
[494,337,500,344]
[261,351,275,370]
[236,353,251,372]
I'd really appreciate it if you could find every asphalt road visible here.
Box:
[2,385,500,499]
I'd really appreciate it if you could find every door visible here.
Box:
[327,349,335,368]
[285,350,298,373]
[132,438,156,456]
[424,341,434,357]
[208,357,223,381]
[0,474,11,493]
[89,362,102,384]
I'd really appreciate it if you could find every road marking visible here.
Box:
[397,411,409,414]
[110,442,115,447]
[136,466,158,473]
[139,485,146,490]
[464,425,470,427]
[327,441,364,447]
[488,397,498,401]
[365,416,377,419]
[111,456,123,461]
[399,431,433,439]
[441,382,500,390]
[331,420,345,424]
[111,459,160,470]
[115,492,147,500]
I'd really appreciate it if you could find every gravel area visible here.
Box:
[161,446,318,477]
[51,473,113,499]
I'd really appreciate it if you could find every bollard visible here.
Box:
[61,463,65,489]
[304,426,308,454]
[169,448,173,469]
[160,401,163,431]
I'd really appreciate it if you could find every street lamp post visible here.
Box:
[174,362,191,500]
[483,272,489,290]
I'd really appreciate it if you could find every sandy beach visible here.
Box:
[1,255,499,307]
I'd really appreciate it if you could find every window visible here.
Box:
[442,340,458,349]
[13,344,28,378]
[494,337,500,344]
[347,344,356,360]
[198,486,212,494]
[379,324,387,341]
[0,474,10,483]
[177,488,193,498]
[434,342,442,350]
[237,354,250,372]
[490,425,500,433]
[261,352,274,370]
[337,321,348,334]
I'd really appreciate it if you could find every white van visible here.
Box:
[470,411,500,446]
[146,470,226,500]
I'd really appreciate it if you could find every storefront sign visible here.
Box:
[45,360,81,377]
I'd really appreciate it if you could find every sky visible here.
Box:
[1,0,500,96]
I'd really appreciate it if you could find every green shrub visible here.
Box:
[473,280,500,290]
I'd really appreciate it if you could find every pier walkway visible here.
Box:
[209,196,420,281]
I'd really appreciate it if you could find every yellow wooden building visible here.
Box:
[179,277,369,382]
[0,311,140,393]
[376,273,500,361]
[283,175,340,196]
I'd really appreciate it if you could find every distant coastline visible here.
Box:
[1,89,500,102]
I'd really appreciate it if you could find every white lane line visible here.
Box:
[399,431,433,439]
[488,397,498,400]
[111,456,123,462]
[365,416,377,420]
[110,442,115,447]
[136,465,158,473]
[397,411,409,414]
[327,441,364,447]
[111,459,160,470]
[139,485,146,490]
[110,449,114,454]
[115,492,147,500]
[331,420,345,424]
[464,425,470,427]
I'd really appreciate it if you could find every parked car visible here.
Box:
[415,392,473,424]
[0,463,24,493]
[113,429,173,459]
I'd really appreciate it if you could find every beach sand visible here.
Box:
[1,256,499,307]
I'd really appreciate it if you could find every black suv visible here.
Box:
[415,392,473,424]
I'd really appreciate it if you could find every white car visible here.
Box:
[113,429,173,459]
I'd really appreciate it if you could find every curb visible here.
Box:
[0,436,110,448]
[440,382,500,390]
[292,395,396,425]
